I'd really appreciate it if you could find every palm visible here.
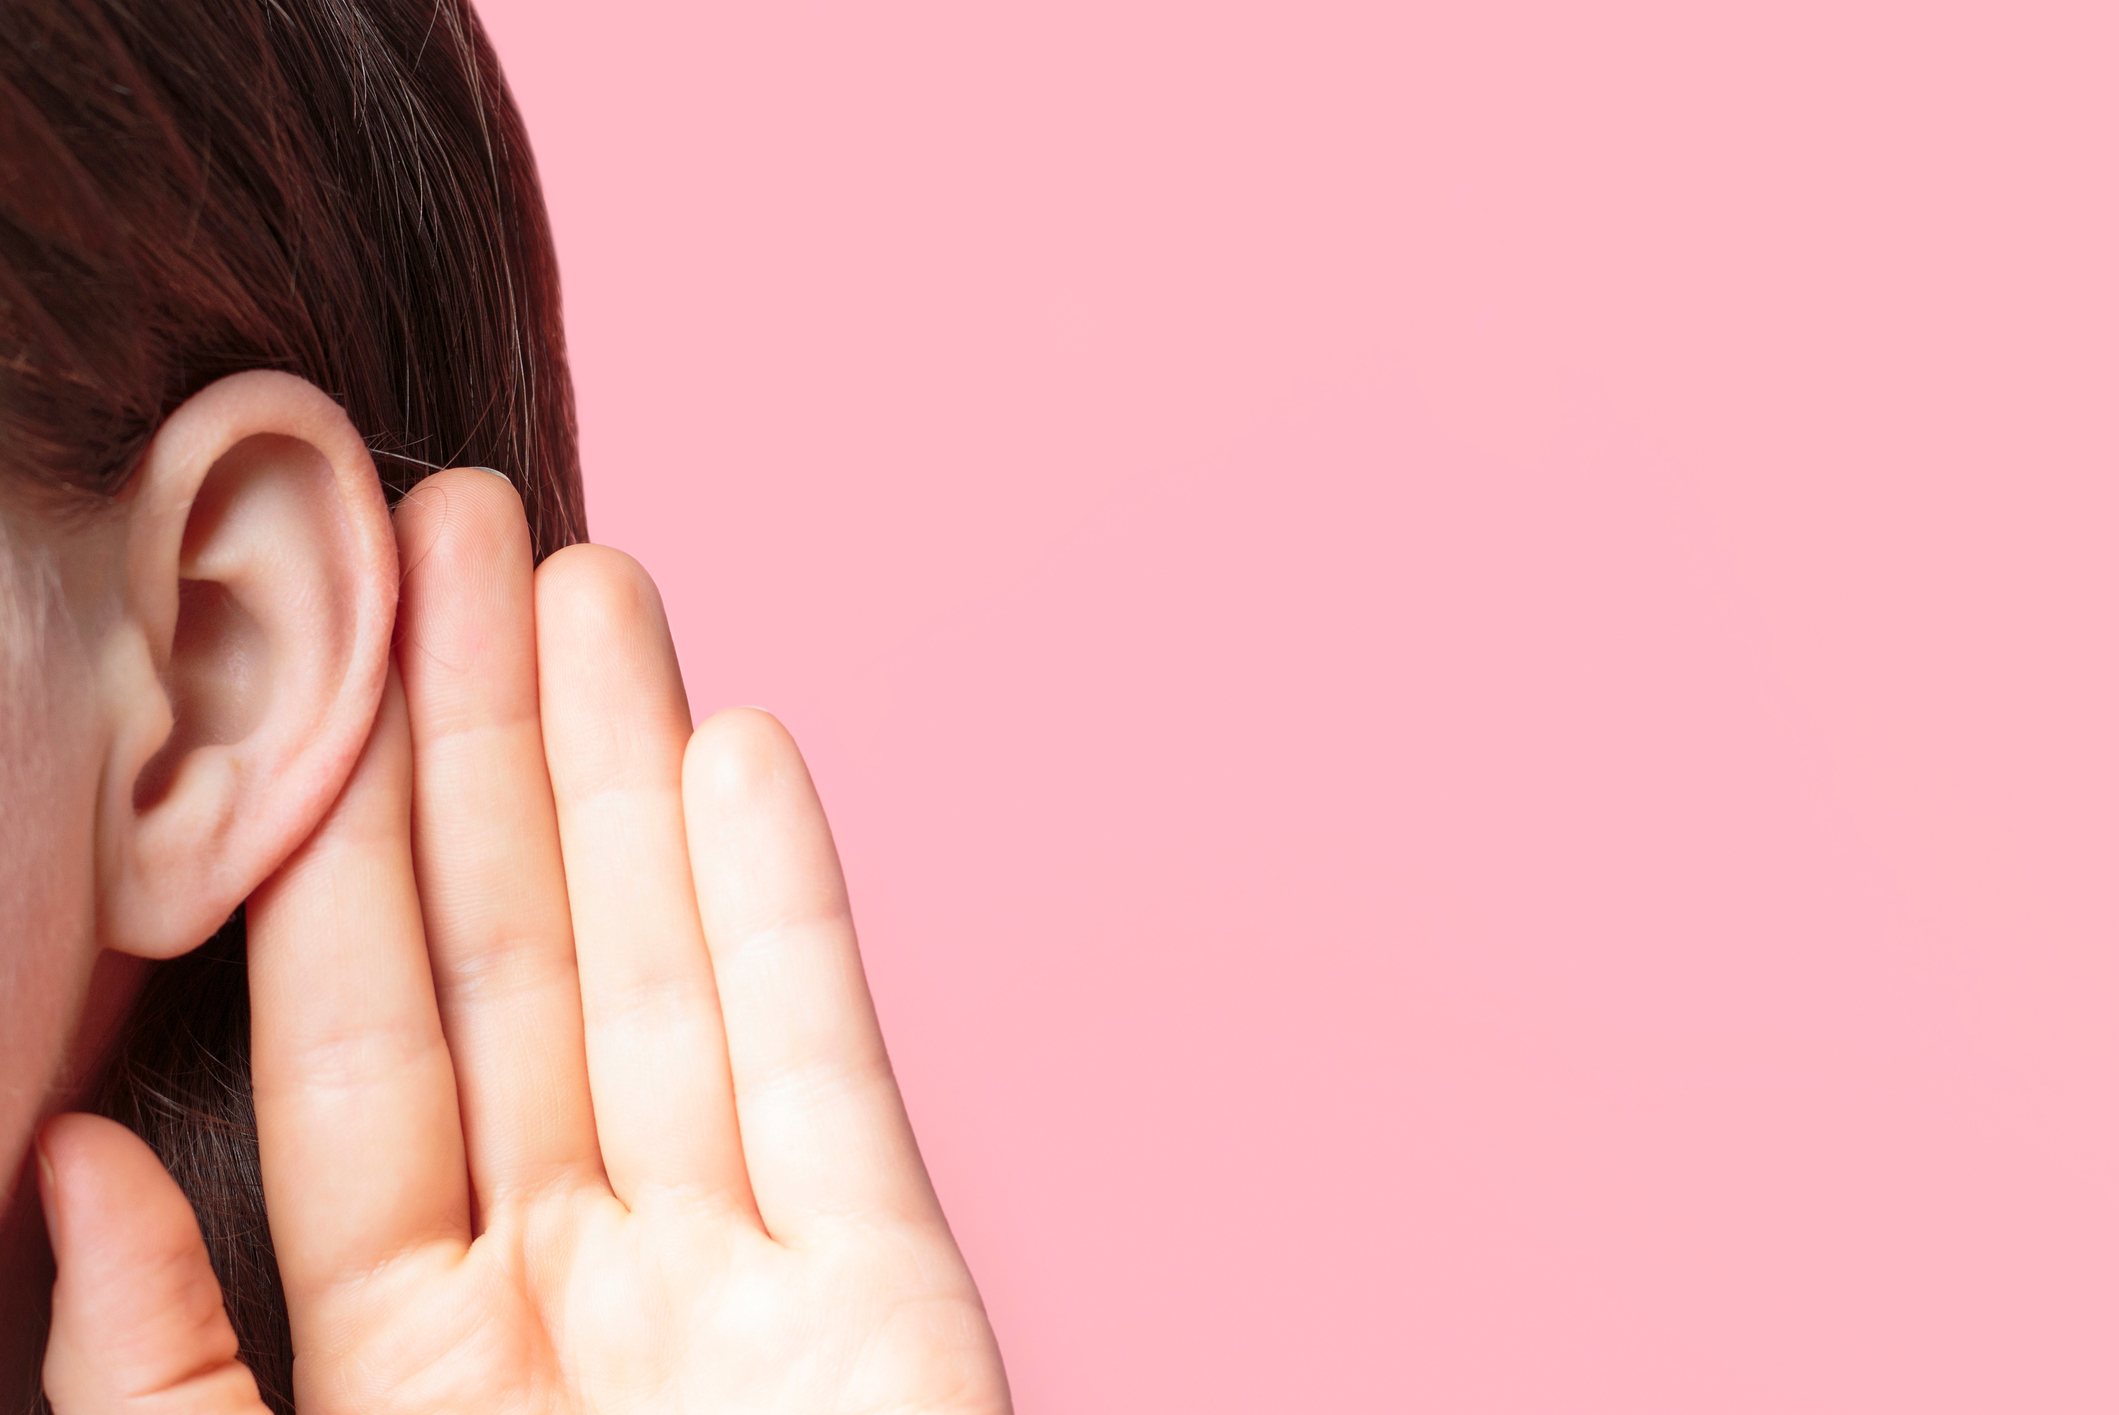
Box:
[230,472,1008,1415]
[311,1195,1000,1415]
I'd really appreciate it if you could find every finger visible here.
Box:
[537,548,752,1211]
[394,469,600,1207]
[682,710,941,1238]
[249,672,470,1301]
[38,1114,270,1415]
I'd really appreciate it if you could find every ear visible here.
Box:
[97,370,398,959]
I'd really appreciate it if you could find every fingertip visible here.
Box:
[391,466,541,733]
[692,704,796,752]
[535,542,669,645]
[392,465,531,585]
[536,538,646,583]
[36,1114,190,1250]
[683,707,808,809]
[38,1111,127,1190]
[40,1113,261,1413]
[35,1114,111,1262]
[33,1115,69,1251]
[536,543,692,785]
[34,1125,56,1199]
[409,463,526,511]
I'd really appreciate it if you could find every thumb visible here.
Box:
[38,1113,269,1415]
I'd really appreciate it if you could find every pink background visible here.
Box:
[482,2,2117,1409]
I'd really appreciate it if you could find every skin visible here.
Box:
[5,374,1011,1413]
[3,371,402,1407]
[0,481,109,1408]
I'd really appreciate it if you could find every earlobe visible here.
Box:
[97,371,399,960]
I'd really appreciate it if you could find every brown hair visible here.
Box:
[1,1,584,1408]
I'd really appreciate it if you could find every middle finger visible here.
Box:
[394,469,601,1211]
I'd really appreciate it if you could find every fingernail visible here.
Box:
[467,466,511,481]
[33,1134,59,1238]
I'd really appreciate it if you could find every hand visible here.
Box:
[39,470,1011,1414]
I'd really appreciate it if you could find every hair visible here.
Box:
[0,2,585,1409]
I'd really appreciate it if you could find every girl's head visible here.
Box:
[0,1,582,1403]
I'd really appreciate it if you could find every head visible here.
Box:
[0,0,583,1405]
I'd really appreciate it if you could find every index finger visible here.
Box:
[249,673,471,1300]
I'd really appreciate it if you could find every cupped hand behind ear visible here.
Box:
[40,470,1012,1415]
